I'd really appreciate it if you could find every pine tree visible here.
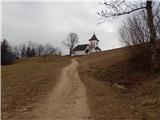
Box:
[1,39,15,65]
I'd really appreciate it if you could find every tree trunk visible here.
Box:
[146,0,159,72]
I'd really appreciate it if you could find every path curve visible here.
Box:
[34,58,91,120]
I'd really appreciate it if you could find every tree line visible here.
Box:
[1,39,62,65]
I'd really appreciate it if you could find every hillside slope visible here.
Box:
[78,48,160,120]
[1,56,71,120]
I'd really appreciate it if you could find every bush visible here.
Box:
[125,43,151,71]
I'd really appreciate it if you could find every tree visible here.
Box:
[20,44,26,58]
[36,44,44,56]
[13,46,20,59]
[1,39,15,65]
[98,0,160,72]
[26,47,35,57]
[44,44,53,56]
[26,47,31,57]
[31,48,36,57]
[55,47,62,55]
[62,32,78,56]
[120,14,151,70]
[28,41,37,50]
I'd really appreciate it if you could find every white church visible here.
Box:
[72,33,101,56]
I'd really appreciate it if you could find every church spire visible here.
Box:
[89,33,99,41]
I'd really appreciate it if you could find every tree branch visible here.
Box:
[99,6,146,18]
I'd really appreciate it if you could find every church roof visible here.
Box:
[73,44,88,51]
[89,34,99,41]
[95,47,101,51]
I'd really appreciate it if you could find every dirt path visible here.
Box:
[33,58,91,120]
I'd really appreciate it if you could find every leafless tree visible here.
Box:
[54,47,62,55]
[36,44,44,56]
[62,32,78,56]
[120,14,151,68]
[19,44,26,58]
[120,3,160,46]
[98,0,160,72]
[43,43,54,58]
[13,46,20,58]
[28,41,37,49]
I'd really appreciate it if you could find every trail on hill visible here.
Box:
[33,58,91,120]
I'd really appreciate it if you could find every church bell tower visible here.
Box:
[89,33,99,49]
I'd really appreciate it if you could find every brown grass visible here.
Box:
[78,48,160,120]
[1,55,71,120]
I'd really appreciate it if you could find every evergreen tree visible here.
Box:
[26,47,31,57]
[21,45,26,57]
[1,39,15,65]
[31,48,36,57]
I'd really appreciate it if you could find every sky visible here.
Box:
[1,0,124,54]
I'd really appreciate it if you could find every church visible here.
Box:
[72,33,101,56]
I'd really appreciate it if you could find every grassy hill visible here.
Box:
[1,55,71,120]
[2,48,160,120]
[78,48,160,120]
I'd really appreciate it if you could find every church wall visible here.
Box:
[89,40,98,48]
[73,51,86,56]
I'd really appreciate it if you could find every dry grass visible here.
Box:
[78,48,160,120]
[1,55,71,120]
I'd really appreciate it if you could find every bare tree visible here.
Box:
[28,41,37,49]
[19,44,26,58]
[43,43,54,58]
[13,46,20,59]
[119,14,152,69]
[120,3,160,46]
[98,0,160,72]
[62,32,78,56]
[36,44,44,56]
[55,47,62,55]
